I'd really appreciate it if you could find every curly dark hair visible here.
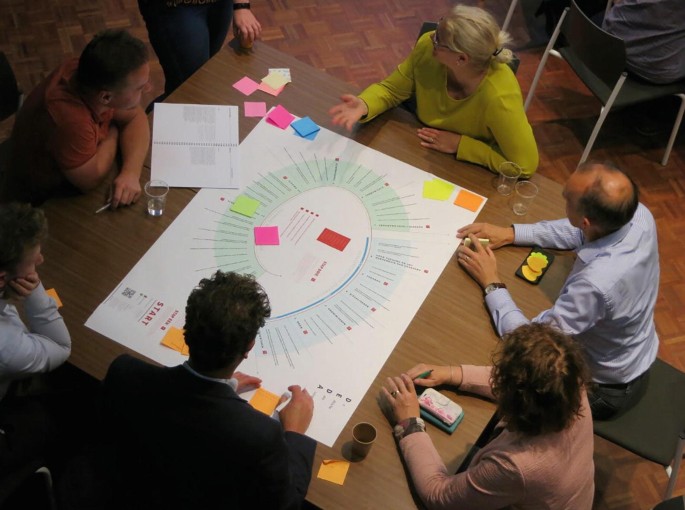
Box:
[576,161,639,236]
[184,271,271,372]
[491,323,590,436]
[76,29,148,91]
[0,202,47,274]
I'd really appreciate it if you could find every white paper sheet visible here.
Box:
[87,118,486,446]
[151,103,239,188]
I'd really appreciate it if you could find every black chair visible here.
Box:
[0,460,56,510]
[0,51,22,122]
[0,51,22,176]
[524,0,685,165]
[654,496,685,510]
[593,359,685,501]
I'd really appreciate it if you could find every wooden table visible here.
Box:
[40,40,572,509]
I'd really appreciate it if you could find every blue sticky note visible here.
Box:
[292,116,320,138]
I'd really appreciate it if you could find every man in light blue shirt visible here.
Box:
[456,162,659,419]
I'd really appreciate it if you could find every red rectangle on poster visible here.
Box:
[317,228,351,252]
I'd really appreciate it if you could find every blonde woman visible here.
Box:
[329,5,538,177]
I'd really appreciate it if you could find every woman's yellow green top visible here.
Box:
[358,32,539,177]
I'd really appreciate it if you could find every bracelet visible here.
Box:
[233,2,250,9]
[393,417,426,440]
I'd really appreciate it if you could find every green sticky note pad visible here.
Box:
[423,179,455,201]
[231,195,260,217]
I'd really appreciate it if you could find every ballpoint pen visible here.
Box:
[416,369,433,379]
[95,202,111,214]
[275,392,291,413]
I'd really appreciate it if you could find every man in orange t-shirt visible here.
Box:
[2,30,151,208]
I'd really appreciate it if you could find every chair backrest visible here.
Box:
[0,461,56,510]
[654,495,685,510]
[0,52,21,122]
[561,0,626,86]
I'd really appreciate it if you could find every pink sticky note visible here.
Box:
[244,101,267,118]
[233,76,260,96]
[266,105,295,130]
[254,226,280,245]
[258,81,285,96]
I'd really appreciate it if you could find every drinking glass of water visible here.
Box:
[497,162,522,196]
[511,180,538,216]
[144,180,169,217]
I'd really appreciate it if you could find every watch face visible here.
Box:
[485,283,505,295]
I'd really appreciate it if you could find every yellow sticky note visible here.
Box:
[45,288,63,308]
[317,459,350,485]
[160,327,189,356]
[261,72,289,90]
[454,189,484,212]
[249,387,281,415]
[422,178,455,201]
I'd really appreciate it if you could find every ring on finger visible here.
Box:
[390,390,399,397]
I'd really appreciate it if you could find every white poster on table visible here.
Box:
[87,117,486,446]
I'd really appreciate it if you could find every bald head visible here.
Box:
[565,162,639,237]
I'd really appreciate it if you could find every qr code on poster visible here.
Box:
[121,287,136,299]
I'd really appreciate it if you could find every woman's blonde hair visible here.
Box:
[440,4,513,70]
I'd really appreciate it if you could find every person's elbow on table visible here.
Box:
[511,146,540,179]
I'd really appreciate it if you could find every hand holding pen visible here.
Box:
[406,364,462,387]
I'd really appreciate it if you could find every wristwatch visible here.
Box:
[233,2,251,9]
[483,282,507,296]
[393,417,426,440]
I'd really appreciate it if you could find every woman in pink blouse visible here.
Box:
[382,323,595,509]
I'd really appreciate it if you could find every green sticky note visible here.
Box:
[230,195,260,217]
[423,178,455,201]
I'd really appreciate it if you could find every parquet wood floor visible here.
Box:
[1,0,683,507]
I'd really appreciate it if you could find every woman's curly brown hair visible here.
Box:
[491,323,590,435]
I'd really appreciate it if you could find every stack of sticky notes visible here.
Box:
[291,116,320,140]
[260,69,290,94]
[516,248,554,284]
[317,459,351,485]
[249,387,281,415]
[45,288,63,308]
[266,104,296,130]
[454,189,484,212]
[160,326,189,356]
[231,195,261,218]
[233,68,292,98]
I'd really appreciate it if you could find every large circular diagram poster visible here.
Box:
[87,118,486,445]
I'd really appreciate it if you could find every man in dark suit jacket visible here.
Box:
[102,271,316,509]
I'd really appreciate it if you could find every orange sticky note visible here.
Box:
[317,459,350,485]
[249,387,281,415]
[45,288,63,308]
[454,189,484,212]
[160,327,189,356]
